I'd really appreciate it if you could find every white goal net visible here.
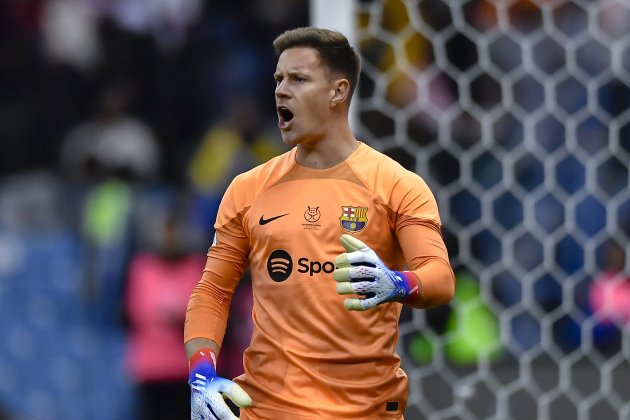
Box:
[315,1,630,419]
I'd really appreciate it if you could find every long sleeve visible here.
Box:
[396,216,455,308]
[184,226,249,347]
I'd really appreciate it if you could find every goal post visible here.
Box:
[312,1,630,419]
[310,0,359,132]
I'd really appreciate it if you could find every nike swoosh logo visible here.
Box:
[259,213,289,225]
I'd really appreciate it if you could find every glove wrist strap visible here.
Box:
[396,271,421,303]
[189,347,217,373]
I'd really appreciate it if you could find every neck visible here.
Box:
[295,124,359,169]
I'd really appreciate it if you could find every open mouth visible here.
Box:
[277,106,294,129]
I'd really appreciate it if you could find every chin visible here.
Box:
[281,132,301,146]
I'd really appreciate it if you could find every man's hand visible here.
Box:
[189,348,252,420]
[333,234,420,311]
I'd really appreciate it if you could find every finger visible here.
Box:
[336,281,354,294]
[191,391,211,420]
[333,267,349,282]
[206,393,239,420]
[344,296,380,311]
[343,298,367,311]
[334,251,376,269]
[333,266,375,282]
[336,280,375,295]
[344,250,378,267]
[334,252,350,268]
[212,380,251,417]
[225,383,252,408]
[336,280,377,295]
[340,234,368,252]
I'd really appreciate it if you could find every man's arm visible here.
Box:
[186,337,221,359]
[397,220,455,309]
[184,227,250,348]
[185,229,252,419]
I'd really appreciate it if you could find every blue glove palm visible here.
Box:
[189,349,252,420]
[333,234,420,311]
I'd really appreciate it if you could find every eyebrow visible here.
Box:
[274,70,308,79]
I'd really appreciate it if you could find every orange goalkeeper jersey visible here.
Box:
[185,142,453,419]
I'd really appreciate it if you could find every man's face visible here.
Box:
[274,47,336,146]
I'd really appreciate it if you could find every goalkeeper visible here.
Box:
[185,27,455,419]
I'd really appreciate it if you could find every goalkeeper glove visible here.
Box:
[189,348,252,420]
[333,234,421,311]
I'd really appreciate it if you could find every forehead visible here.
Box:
[275,47,324,74]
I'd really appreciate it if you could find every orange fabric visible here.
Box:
[185,142,453,418]
[396,216,455,308]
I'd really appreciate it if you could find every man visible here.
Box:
[185,27,455,420]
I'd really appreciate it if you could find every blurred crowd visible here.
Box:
[0,0,304,419]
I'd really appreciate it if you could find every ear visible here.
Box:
[330,79,350,107]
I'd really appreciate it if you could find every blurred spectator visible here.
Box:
[590,247,629,324]
[79,175,134,328]
[0,0,308,418]
[125,208,204,420]
[589,244,629,353]
[95,0,203,51]
[58,79,161,329]
[187,93,286,236]
[41,0,101,71]
[60,79,160,184]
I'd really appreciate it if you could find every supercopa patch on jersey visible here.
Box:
[339,206,368,233]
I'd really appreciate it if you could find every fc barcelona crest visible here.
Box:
[339,206,368,233]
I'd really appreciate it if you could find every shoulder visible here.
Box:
[221,148,296,212]
[231,148,295,191]
[348,142,428,190]
[348,142,439,219]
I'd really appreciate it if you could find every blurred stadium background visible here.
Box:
[1,0,629,419]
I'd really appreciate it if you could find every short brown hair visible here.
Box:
[273,27,361,105]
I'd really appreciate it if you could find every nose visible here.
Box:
[275,80,289,98]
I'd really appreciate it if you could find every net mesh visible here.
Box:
[353,1,630,419]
